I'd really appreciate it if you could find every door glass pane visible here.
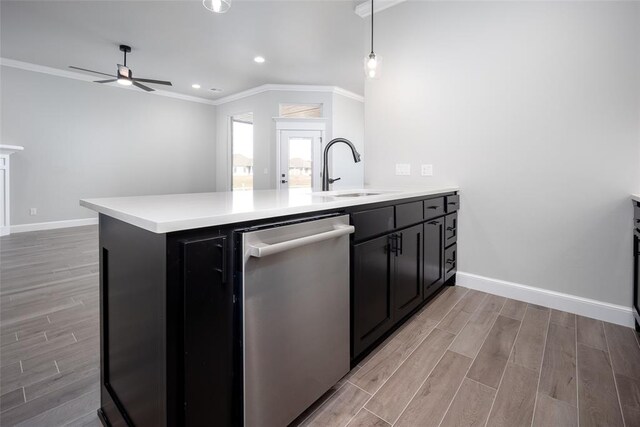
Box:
[232,114,253,191]
[288,138,312,189]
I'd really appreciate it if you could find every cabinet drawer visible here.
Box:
[423,197,445,220]
[446,195,460,212]
[352,207,395,241]
[396,201,423,229]
[444,244,457,281]
[445,212,457,247]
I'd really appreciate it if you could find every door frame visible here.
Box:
[274,118,327,191]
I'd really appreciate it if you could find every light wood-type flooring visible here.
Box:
[2,226,640,426]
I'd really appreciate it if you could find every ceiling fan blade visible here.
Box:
[133,81,154,92]
[94,79,117,84]
[133,78,172,86]
[69,66,114,78]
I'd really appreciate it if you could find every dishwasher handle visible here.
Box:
[247,224,355,258]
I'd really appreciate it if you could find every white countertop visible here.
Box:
[632,194,640,203]
[80,186,459,233]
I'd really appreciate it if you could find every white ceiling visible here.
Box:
[0,1,366,99]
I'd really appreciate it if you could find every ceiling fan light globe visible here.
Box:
[203,0,231,14]
[117,77,133,86]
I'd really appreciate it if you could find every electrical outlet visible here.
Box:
[30,208,37,216]
[395,163,411,176]
[421,164,433,176]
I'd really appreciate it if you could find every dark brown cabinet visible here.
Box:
[350,192,459,361]
[424,218,445,300]
[633,202,640,332]
[352,234,394,358]
[394,224,424,321]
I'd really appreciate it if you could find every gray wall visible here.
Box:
[331,93,365,190]
[1,67,217,224]
[364,1,640,306]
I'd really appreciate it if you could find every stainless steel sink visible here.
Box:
[332,192,381,198]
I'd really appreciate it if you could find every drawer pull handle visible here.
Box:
[448,202,458,205]
[446,258,455,265]
[428,220,439,225]
[426,206,439,210]
[446,227,455,231]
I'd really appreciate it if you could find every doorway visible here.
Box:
[277,130,322,191]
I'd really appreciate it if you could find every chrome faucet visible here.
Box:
[322,138,362,191]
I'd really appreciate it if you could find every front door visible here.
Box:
[278,130,321,191]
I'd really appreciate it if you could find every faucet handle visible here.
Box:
[328,177,341,184]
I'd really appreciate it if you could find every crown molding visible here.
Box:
[0,57,217,106]
[355,0,407,17]
[212,84,364,105]
[1,58,364,106]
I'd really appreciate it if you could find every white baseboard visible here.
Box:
[457,271,635,328]
[10,218,98,234]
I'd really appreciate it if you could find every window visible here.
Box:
[279,103,323,118]
[231,113,253,191]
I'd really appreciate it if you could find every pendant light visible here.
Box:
[203,0,231,14]
[364,0,381,79]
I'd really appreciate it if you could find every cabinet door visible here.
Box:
[352,235,394,359]
[393,224,424,321]
[635,231,640,326]
[424,218,445,300]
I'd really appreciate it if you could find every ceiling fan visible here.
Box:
[69,45,172,92]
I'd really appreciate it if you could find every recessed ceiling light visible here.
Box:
[254,56,265,64]
[191,84,201,89]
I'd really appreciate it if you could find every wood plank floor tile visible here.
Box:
[500,299,527,321]
[531,393,577,427]
[395,350,472,427]
[0,387,25,412]
[14,389,99,427]
[449,294,506,358]
[614,373,640,427]
[577,343,624,427]
[351,316,438,394]
[0,373,98,426]
[603,321,640,380]
[421,286,469,322]
[437,290,486,334]
[299,382,370,427]
[345,409,389,427]
[63,411,102,427]
[364,328,455,424]
[510,305,549,372]
[538,322,577,406]
[466,315,521,389]
[576,315,607,351]
[550,309,576,328]
[486,363,538,427]
[440,378,496,427]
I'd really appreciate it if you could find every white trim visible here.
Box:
[456,271,635,328]
[273,117,328,130]
[0,58,364,106]
[0,58,217,106]
[355,0,407,18]
[11,218,98,233]
[214,84,364,105]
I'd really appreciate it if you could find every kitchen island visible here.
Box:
[81,186,460,427]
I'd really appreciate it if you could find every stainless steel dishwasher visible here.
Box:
[240,214,353,427]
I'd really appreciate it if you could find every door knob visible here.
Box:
[281,179,288,184]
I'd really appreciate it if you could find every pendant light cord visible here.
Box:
[370,0,374,54]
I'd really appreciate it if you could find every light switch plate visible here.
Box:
[395,163,411,176]
[30,208,37,216]
[421,164,433,176]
